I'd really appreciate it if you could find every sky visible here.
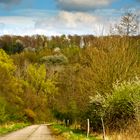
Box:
[0,0,140,36]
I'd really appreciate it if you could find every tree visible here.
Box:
[0,49,16,95]
[12,39,24,54]
[26,64,57,96]
[116,12,139,36]
[0,49,25,121]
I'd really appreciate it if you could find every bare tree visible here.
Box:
[116,12,139,36]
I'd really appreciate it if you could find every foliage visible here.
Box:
[40,54,68,65]
[83,95,105,131]
[0,49,15,74]
[24,109,36,122]
[80,39,139,96]
[26,64,57,95]
[1,39,24,54]
[105,80,140,131]
[0,97,7,124]
[52,64,86,124]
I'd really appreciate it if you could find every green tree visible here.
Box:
[0,49,24,121]
[0,49,16,96]
[26,64,57,95]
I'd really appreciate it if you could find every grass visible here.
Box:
[0,122,30,135]
[107,123,140,140]
[51,124,100,140]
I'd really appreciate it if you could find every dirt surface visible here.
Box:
[0,124,55,140]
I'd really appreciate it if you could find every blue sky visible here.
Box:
[0,0,139,35]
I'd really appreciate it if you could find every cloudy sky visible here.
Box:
[0,0,140,36]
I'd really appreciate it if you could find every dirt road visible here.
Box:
[0,124,55,140]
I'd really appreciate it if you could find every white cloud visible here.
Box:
[0,9,122,36]
[34,10,119,35]
[0,16,34,25]
[58,11,97,27]
[0,16,35,36]
[56,0,115,11]
[35,11,102,35]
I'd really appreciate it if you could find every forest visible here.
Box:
[0,12,140,139]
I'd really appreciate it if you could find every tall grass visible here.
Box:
[108,122,140,140]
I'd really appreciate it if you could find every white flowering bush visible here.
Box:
[105,80,140,130]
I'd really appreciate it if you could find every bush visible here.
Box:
[40,54,68,65]
[83,95,105,132]
[105,80,140,131]
[24,109,36,123]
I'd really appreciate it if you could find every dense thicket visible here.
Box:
[0,35,140,132]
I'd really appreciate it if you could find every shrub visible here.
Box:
[105,80,140,131]
[24,109,36,123]
[40,54,68,65]
[83,95,105,132]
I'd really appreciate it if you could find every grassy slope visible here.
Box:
[0,122,30,135]
[51,124,101,140]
